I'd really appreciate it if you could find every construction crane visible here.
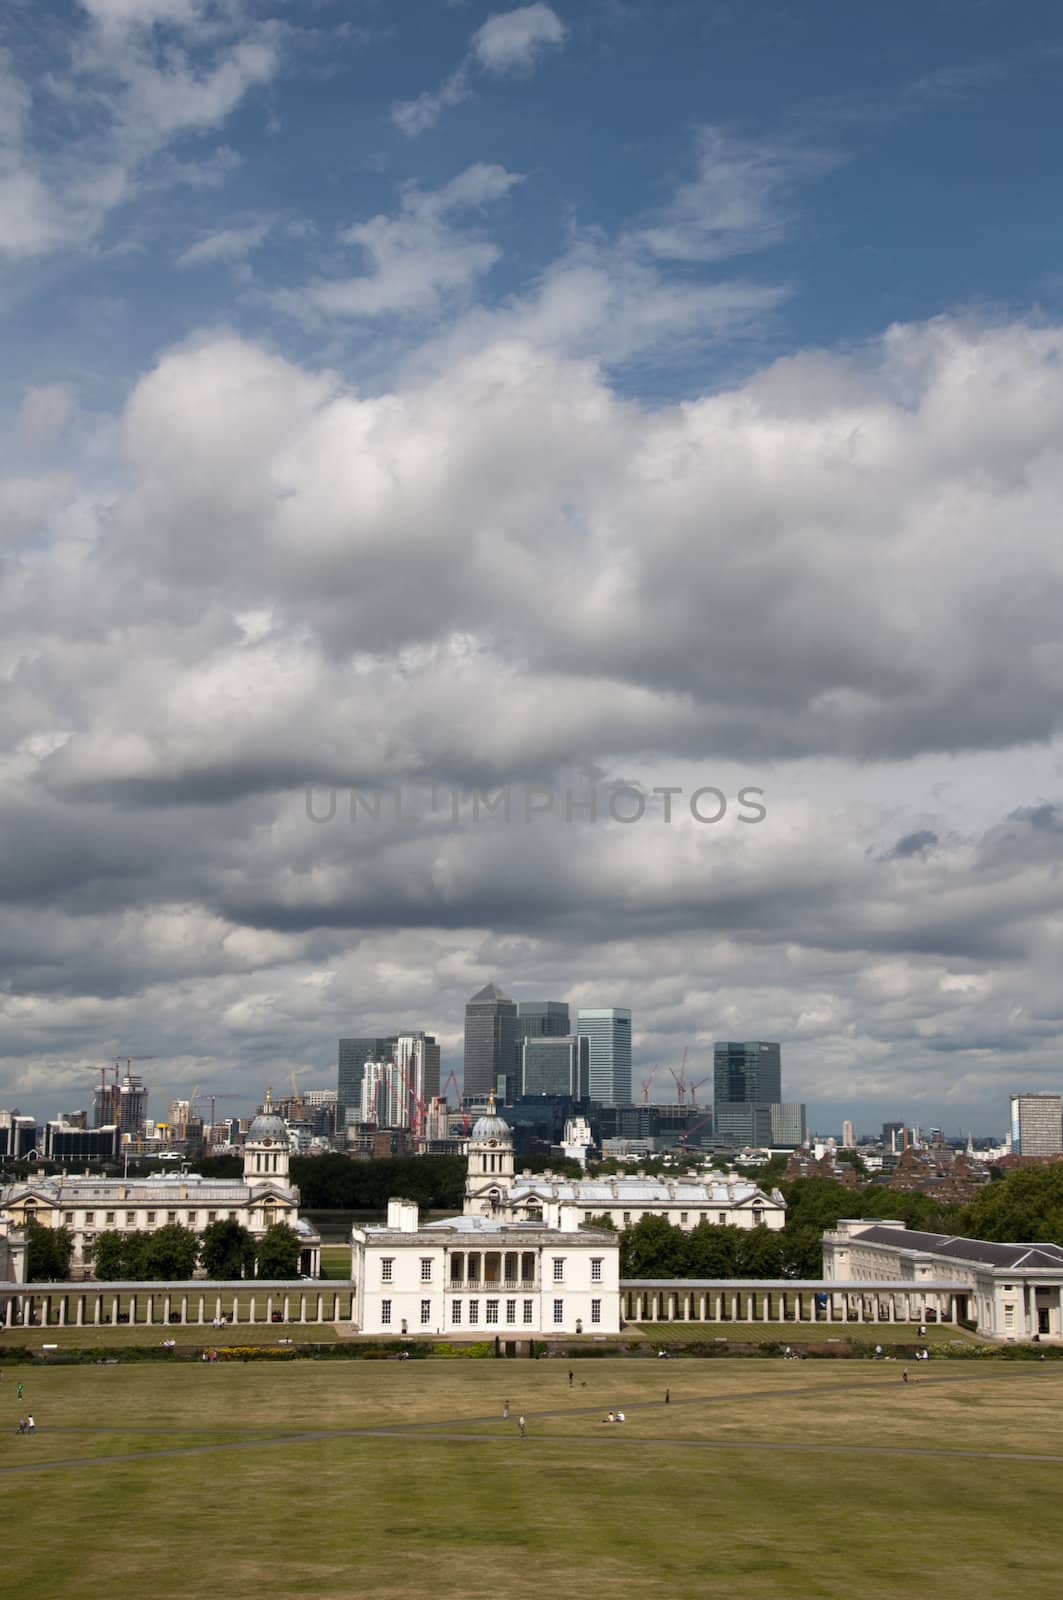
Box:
[677,1111,713,1148]
[687,1075,711,1107]
[442,1070,471,1133]
[115,1055,156,1076]
[639,1066,659,1106]
[289,1068,312,1116]
[392,1056,428,1140]
[669,1047,689,1106]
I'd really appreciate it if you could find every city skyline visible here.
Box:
[3,3,1063,1136]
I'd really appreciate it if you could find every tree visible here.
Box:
[958,1164,1063,1245]
[620,1215,691,1278]
[90,1230,129,1281]
[25,1219,73,1281]
[583,1213,617,1232]
[255,1223,301,1279]
[142,1224,199,1280]
[200,1220,256,1280]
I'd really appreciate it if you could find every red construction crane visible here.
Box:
[687,1075,710,1107]
[639,1066,659,1106]
[677,1111,713,1147]
[442,1069,471,1133]
[392,1056,428,1139]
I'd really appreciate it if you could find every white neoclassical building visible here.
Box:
[0,1092,321,1279]
[462,1102,785,1231]
[823,1219,1063,1341]
[351,1104,620,1336]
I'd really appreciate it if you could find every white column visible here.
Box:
[300,1294,307,1324]
[249,1297,257,1324]
[180,1294,188,1324]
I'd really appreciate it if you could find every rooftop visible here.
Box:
[849,1224,1063,1271]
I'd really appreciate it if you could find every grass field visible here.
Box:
[2,1356,1061,1599]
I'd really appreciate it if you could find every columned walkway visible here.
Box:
[0,1281,354,1329]
[621,1279,961,1326]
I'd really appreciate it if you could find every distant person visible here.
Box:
[919,1324,926,1339]
[16,1418,26,1435]
[604,1412,615,1423]
[875,1345,883,1360]
[902,1368,909,1384]
[518,1415,526,1438]
[502,1400,509,1420]
[17,1382,23,1400]
[665,1388,670,1405]
[616,1411,625,1423]
[568,1370,573,1388]
[26,1414,35,1433]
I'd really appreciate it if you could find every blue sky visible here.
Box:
[3,2,1063,1135]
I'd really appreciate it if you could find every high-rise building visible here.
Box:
[713,1042,781,1106]
[841,1118,855,1148]
[770,1103,807,1149]
[520,1036,590,1098]
[93,1079,119,1129]
[516,1001,571,1040]
[463,984,518,1101]
[395,1033,441,1121]
[361,1060,403,1127]
[713,1103,774,1147]
[117,1074,148,1135]
[0,1111,37,1158]
[575,1008,632,1105]
[338,1037,398,1120]
[1009,1093,1063,1157]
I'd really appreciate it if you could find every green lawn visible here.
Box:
[637,1319,981,1346]
[2,1358,1061,1598]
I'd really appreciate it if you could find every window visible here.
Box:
[553,1299,564,1325]
[452,1301,462,1325]
[752,1209,764,1226]
[105,1212,116,1225]
[680,1212,688,1225]
[486,1300,499,1324]
[63,1211,74,1224]
[420,1258,432,1282]
[622,1212,631,1225]
[125,1211,136,1225]
[228,1211,237,1222]
[506,1299,516,1323]
[523,1300,533,1324]
[420,1299,431,1325]
[552,1258,565,1282]
[381,1258,394,1282]
[84,1212,95,1225]
[591,1299,601,1325]
[167,1212,176,1223]
[146,1211,156,1224]
[208,1212,217,1223]
[381,1300,392,1326]
[718,1212,727,1224]
[468,1301,479,1325]
[591,1258,602,1282]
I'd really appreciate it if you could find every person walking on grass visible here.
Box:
[665,1388,670,1405]
[17,1382,23,1401]
[568,1370,573,1388]
[902,1367,910,1384]
[27,1414,35,1434]
[502,1399,509,1420]
[518,1415,526,1438]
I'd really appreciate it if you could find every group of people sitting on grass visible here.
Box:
[602,1411,626,1423]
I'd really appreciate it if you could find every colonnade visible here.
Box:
[623,1282,957,1325]
[0,1283,354,1329]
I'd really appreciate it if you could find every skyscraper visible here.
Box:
[520,1035,590,1098]
[713,1042,781,1106]
[463,983,518,1100]
[395,1033,441,1117]
[516,1001,571,1040]
[576,1008,632,1105]
[841,1118,855,1148]
[1009,1093,1063,1156]
[338,1038,398,1121]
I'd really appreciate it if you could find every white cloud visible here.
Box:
[176,220,273,268]
[392,3,566,137]
[287,164,521,320]
[0,4,279,260]
[471,4,568,75]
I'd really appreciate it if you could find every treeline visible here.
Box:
[291,1153,467,1210]
[25,1218,301,1283]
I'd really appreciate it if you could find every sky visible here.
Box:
[2,0,1063,1137]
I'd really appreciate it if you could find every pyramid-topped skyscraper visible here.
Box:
[463,982,518,1100]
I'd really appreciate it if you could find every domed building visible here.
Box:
[0,1088,321,1280]
[463,1096,516,1216]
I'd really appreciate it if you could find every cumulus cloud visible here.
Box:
[392,3,567,136]
[4,308,1063,1123]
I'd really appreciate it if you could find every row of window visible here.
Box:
[55,1209,270,1228]
[380,1256,605,1284]
[378,1299,604,1327]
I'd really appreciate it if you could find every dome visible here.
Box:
[471,1112,511,1142]
[247,1112,289,1144]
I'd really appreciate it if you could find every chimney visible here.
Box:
[387,1198,420,1233]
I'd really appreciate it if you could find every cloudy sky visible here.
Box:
[3,0,1063,1137]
